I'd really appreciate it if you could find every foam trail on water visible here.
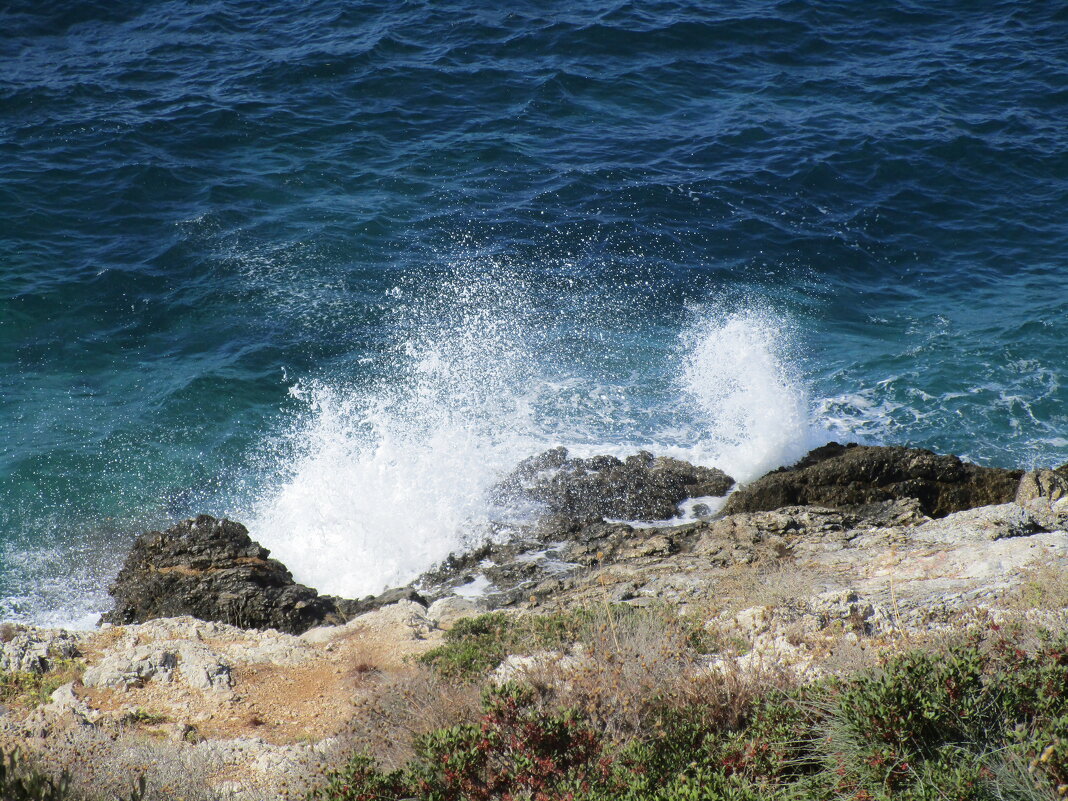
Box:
[250,274,817,598]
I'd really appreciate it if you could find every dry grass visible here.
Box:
[698,559,827,617]
[17,723,231,801]
[336,665,481,770]
[0,659,86,708]
[505,604,797,743]
[1008,562,1068,612]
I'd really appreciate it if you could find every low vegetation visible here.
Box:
[314,614,1068,801]
[0,750,145,801]
[0,659,85,708]
[416,606,728,681]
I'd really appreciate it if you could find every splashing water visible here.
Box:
[679,310,815,480]
[249,270,816,597]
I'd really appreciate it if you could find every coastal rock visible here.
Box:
[82,645,179,690]
[1016,469,1068,506]
[81,628,235,693]
[911,503,1047,544]
[102,515,343,635]
[723,442,1021,518]
[331,587,428,619]
[495,447,734,521]
[427,596,484,630]
[43,682,97,725]
[0,626,84,674]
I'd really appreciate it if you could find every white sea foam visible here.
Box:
[249,275,818,598]
[677,310,815,480]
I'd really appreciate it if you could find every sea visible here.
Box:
[2,0,1066,628]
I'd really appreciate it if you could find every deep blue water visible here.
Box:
[2,0,1067,625]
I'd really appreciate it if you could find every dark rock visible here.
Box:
[723,443,1022,519]
[494,447,734,521]
[332,587,428,619]
[559,520,691,565]
[415,541,494,592]
[102,515,344,634]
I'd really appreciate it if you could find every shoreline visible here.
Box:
[2,441,1067,799]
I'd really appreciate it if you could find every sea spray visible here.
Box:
[678,308,815,481]
[250,271,816,598]
[248,264,548,598]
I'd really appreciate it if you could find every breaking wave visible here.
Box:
[248,268,818,598]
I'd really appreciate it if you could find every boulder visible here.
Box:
[723,443,1021,519]
[426,596,483,630]
[332,587,428,619]
[1016,469,1068,505]
[0,625,84,674]
[495,447,734,521]
[911,503,1046,545]
[101,515,343,635]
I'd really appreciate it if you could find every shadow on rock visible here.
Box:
[723,442,1022,519]
[492,446,734,521]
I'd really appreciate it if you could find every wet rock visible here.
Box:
[495,447,734,521]
[102,515,344,635]
[332,587,428,619]
[560,520,691,565]
[844,498,930,528]
[723,443,1021,518]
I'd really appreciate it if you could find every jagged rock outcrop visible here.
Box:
[723,442,1022,518]
[494,446,734,521]
[102,515,344,634]
[1017,469,1068,505]
[0,625,84,674]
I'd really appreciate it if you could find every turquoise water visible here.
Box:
[2,1,1066,625]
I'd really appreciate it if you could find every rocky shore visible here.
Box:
[2,442,1067,799]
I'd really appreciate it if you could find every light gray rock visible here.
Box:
[42,681,97,724]
[427,596,483,629]
[81,641,232,692]
[805,589,892,635]
[347,600,434,641]
[175,643,233,691]
[912,503,1045,544]
[0,626,84,674]
[491,651,584,684]
[82,645,178,690]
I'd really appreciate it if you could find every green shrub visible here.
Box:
[834,640,987,759]
[312,683,607,801]
[316,629,1068,801]
[0,659,86,708]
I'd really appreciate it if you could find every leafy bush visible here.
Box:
[834,640,987,758]
[314,628,1068,801]
[312,683,607,801]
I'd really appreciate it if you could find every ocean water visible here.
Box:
[2,1,1066,627]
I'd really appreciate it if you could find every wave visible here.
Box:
[248,266,818,598]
